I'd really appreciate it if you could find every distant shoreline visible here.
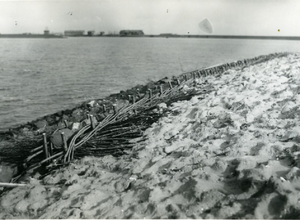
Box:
[1,33,299,40]
[0,34,65,39]
[86,34,300,41]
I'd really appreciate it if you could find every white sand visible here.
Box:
[1,53,300,218]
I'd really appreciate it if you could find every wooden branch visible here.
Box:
[0,182,27,188]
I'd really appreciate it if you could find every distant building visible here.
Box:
[159,33,178,37]
[44,30,50,35]
[64,30,85,36]
[87,30,95,36]
[119,30,144,37]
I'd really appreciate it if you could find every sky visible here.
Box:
[0,0,300,36]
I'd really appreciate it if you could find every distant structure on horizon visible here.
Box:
[159,33,179,37]
[119,30,144,37]
[44,29,50,35]
[0,29,64,38]
[87,30,95,36]
[64,30,85,36]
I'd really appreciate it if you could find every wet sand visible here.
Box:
[1,53,300,218]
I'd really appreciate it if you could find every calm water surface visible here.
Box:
[1,37,300,131]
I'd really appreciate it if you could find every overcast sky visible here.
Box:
[0,0,299,36]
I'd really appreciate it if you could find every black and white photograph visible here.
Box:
[1,0,300,218]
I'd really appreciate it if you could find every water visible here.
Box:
[1,37,300,131]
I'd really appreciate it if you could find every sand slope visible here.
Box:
[1,53,300,218]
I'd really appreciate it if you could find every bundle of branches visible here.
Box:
[75,109,161,157]
[47,83,197,165]
[17,83,193,175]
[71,85,207,158]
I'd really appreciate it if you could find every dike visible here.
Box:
[0,52,287,184]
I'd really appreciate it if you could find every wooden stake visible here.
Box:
[61,132,68,152]
[176,78,180,85]
[184,75,187,81]
[133,95,136,103]
[64,120,68,128]
[148,89,152,98]
[159,85,163,95]
[168,81,173,89]
[89,114,95,129]
[113,104,117,114]
[128,95,132,103]
[49,142,53,156]
[43,133,48,159]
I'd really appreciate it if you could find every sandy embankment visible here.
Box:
[1,53,300,218]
